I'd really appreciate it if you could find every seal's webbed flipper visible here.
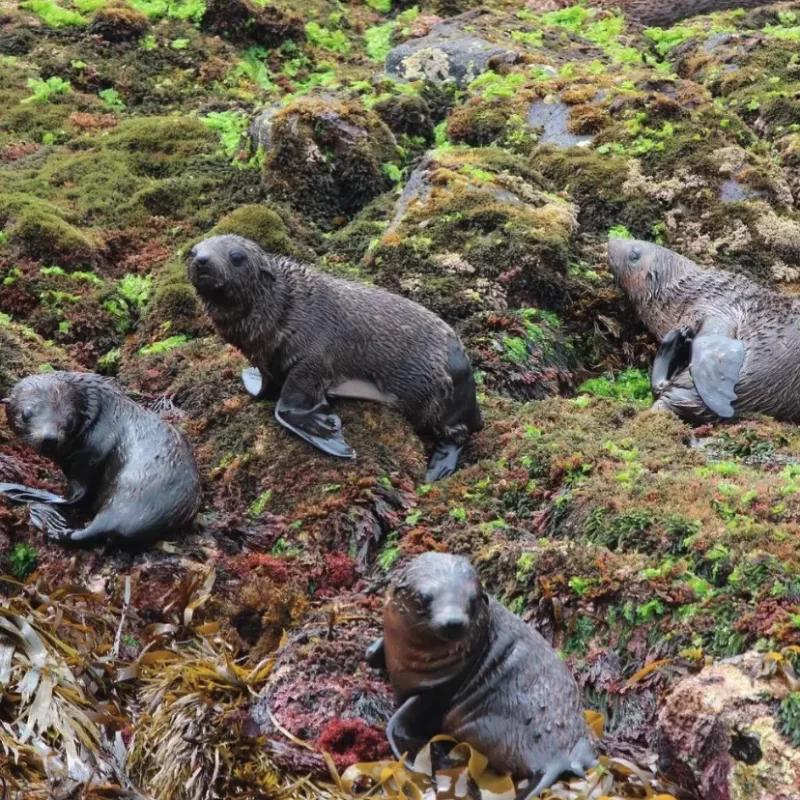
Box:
[517,737,597,800]
[242,367,282,401]
[275,399,356,459]
[386,695,442,770]
[424,442,463,483]
[29,503,73,540]
[652,326,694,393]
[0,482,68,505]
[690,334,745,419]
[365,636,386,669]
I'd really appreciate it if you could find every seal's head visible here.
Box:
[187,234,275,308]
[608,238,696,298]
[6,373,84,458]
[387,552,488,645]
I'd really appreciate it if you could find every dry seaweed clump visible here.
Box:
[89,1,149,43]
[360,147,577,323]
[263,96,401,228]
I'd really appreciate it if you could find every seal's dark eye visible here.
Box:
[629,249,641,263]
[418,591,433,610]
[21,408,33,423]
[230,250,245,266]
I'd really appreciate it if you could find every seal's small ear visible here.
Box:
[258,261,276,285]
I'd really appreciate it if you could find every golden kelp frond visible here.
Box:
[0,588,149,798]
[341,730,683,800]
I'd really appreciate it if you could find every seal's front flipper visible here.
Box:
[690,334,745,419]
[30,503,73,541]
[517,737,596,800]
[386,695,441,770]
[652,326,694,394]
[424,442,462,483]
[275,398,355,459]
[242,368,281,401]
[365,636,386,669]
[0,482,67,505]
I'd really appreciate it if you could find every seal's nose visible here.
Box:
[39,433,59,454]
[193,249,210,268]
[435,613,468,638]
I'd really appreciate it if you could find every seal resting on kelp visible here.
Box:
[607,237,800,425]
[187,234,483,482]
[0,371,201,545]
[365,552,596,798]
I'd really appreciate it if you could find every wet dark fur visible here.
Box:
[187,235,483,443]
[4,372,201,544]
[608,239,800,424]
[369,553,595,795]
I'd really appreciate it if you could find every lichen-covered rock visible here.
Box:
[263,96,400,227]
[201,0,304,47]
[248,105,279,153]
[385,11,522,87]
[360,148,577,323]
[89,1,149,43]
[654,651,800,800]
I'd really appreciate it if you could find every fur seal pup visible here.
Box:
[606,237,800,425]
[187,235,483,482]
[365,552,596,797]
[0,371,201,545]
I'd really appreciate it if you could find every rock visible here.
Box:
[373,95,434,141]
[654,651,800,800]
[358,148,577,323]
[89,1,149,43]
[262,96,399,227]
[385,12,521,87]
[527,96,594,149]
[200,0,303,47]
[248,105,279,153]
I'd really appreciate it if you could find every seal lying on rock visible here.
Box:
[187,235,483,482]
[0,372,201,545]
[607,238,800,425]
[365,552,596,797]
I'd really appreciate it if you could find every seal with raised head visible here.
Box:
[607,237,800,425]
[187,235,483,482]
[365,552,596,797]
[0,371,201,545]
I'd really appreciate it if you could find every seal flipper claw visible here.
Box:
[690,334,745,418]
[274,399,356,459]
[424,442,462,483]
[652,326,694,393]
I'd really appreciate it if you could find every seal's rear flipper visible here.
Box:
[0,482,67,505]
[386,695,441,770]
[652,326,694,393]
[275,399,356,459]
[690,334,745,418]
[424,442,463,483]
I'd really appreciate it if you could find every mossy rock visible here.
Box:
[89,1,149,43]
[462,308,576,401]
[263,96,400,228]
[0,319,74,396]
[361,147,577,324]
[373,95,434,141]
[210,205,312,260]
[7,206,99,266]
[200,0,304,47]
